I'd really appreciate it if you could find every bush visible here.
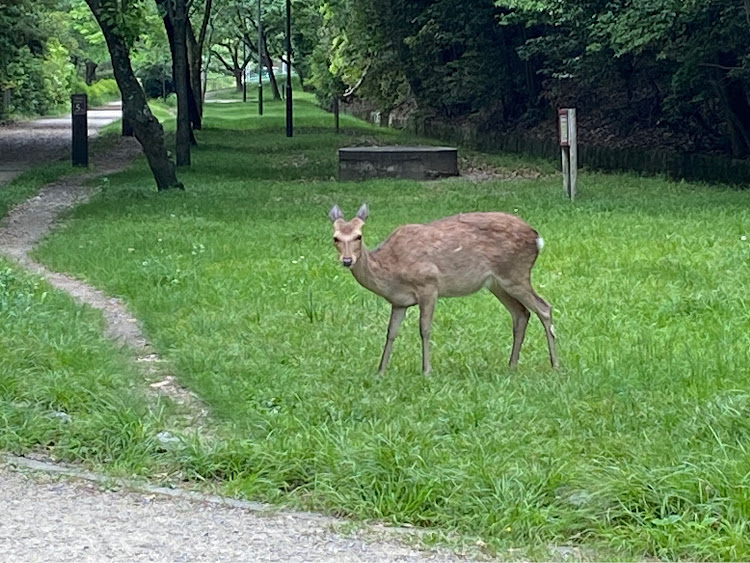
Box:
[137,63,175,99]
[2,39,76,118]
[72,78,120,107]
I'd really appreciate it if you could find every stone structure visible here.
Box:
[338,146,458,181]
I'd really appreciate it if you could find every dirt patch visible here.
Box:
[457,155,544,183]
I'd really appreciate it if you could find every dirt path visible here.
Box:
[0,101,123,186]
[0,113,476,562]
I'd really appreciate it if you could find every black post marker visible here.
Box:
[71,94,88,167]
[334,96,340,134]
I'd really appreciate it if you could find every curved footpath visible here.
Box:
[0,110,475,562]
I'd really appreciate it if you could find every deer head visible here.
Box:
[328,203,369,268]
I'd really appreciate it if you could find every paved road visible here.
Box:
[0,101,122,186]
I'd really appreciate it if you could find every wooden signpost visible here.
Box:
[71,94,88,167]
[558,108,577,200]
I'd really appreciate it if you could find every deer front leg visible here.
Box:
[418,295,437,375]
[377,305,407,374]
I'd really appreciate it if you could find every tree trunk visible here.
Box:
[235,70,243,92]
[711,66,750,158]
[158,0,193,164]
[162,8,201,133]
[195,0,213,109]
[262,33,281,100]
[84,0,181,191]
[85,61,98,85]
[187,21,204,122]
[172,0,191,166]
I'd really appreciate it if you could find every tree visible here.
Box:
[84,0,182,190]
[156,0,192,165]
[209,0,256,93]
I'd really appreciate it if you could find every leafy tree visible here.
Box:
[84,0,182,189]
[0,0,77,119]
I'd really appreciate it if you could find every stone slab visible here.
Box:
[338,145,458,181]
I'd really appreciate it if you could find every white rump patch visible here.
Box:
[536,237,545,251]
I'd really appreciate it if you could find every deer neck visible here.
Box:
[350,246,390,298]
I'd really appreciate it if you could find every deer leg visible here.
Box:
[500,282,558,368]
[418,295,437,375]
[489,284,530,367]
[377,305,407,374]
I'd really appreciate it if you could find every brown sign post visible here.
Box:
[71,94,88,167]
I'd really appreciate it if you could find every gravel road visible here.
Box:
[0,102,122,186]
[0,465,469,562]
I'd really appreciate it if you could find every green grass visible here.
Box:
[18,95,750,560]
[0,260,175,473]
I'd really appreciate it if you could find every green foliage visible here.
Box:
[0,0,76,119]
[308,0,531,121]
[495,0,750,156]
[72,77,121,105]
[137,63,175,99]
[31,98,750,560]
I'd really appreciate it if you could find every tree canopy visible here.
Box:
[2,0,749,159]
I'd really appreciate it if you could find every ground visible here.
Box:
[0,103,476,563]
[0,461,466,562]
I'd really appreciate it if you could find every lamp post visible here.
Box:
[257,0,263,115]
[242,38,247,103]
[285,0,292,137]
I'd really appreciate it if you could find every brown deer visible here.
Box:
[328,204,558,374]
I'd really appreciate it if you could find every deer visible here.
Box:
[328,203,558,375]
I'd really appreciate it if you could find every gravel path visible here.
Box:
[0,101,122,186]
[0,465,469,562]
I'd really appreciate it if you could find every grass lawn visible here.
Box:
[0,259,175,470]
[18,94,750,560]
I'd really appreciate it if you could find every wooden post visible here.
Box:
[71,94,88,167]
[558,108,578,200]
[333,96,340,134]
[569,108,578,201]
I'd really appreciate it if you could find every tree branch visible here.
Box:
[699,62,741,72]
[197,0,213,54]
[211,49,234,72]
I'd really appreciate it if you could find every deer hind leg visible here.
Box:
[488,283,530,367]
[497,278,558,368]
[378,305,407,374]
[418,293,437,375]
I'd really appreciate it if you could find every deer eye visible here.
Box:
[333,236,341,243]
[354,235,362,241]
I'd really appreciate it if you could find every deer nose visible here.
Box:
[342,257,353,267]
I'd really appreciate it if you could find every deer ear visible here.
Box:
[355,203,369,222]
[328,205,344,222]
